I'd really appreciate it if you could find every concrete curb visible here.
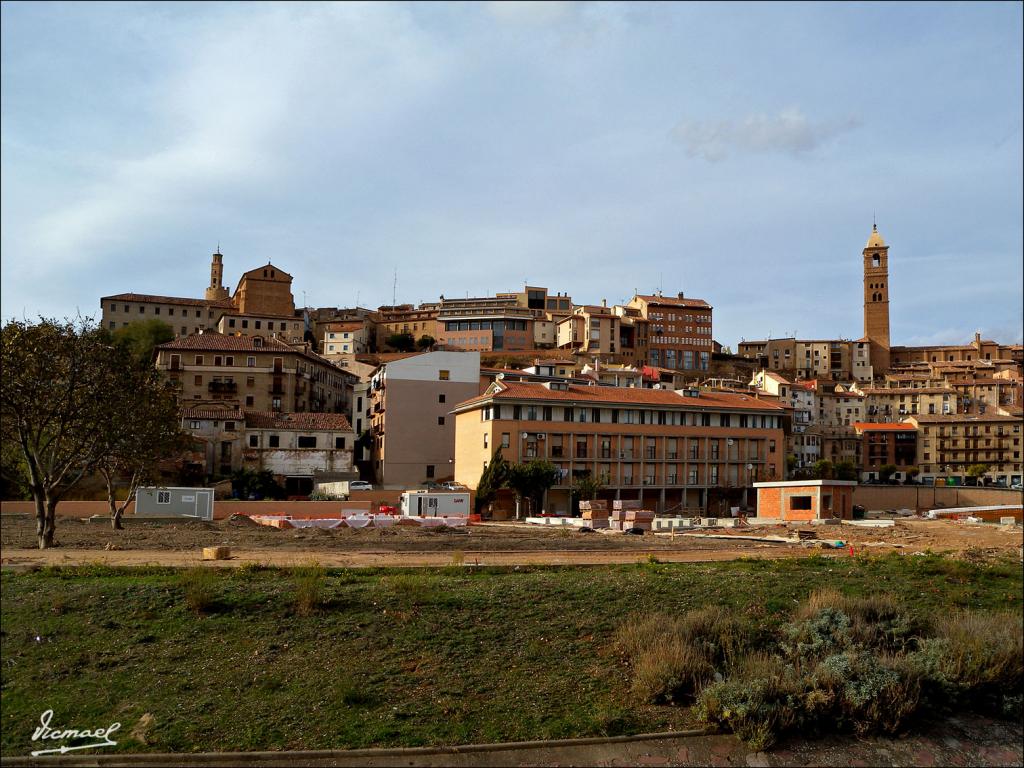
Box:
[4,730,708,766]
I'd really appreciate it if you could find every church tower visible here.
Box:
[863,223,890,374]
[205,249,230,302]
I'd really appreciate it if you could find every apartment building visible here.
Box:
[374,304,440,349]
[156,331,352,415]
[370,351,481,486]
[891,333,1023,367]
[907,413,1023,487]
[437,297,535,352]
[216,312,305,343]
[628,293,713,371]
[857,386,957,421]
[101,293,234,336]
[453,381,786,515]
[852,422,918,481]
[557,304,622,356]
[322,321,369,355]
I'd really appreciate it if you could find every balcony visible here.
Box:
[208,381,237,394]
[269,386,286,395]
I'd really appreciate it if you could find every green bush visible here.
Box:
[694,653,803,750]
[811,651,920,735]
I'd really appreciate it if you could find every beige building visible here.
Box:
[628,293,712,371]
[374,304,440,350]
[156,331,351,414]
[322,321,369,355]
[862,224,891,373]
[102,250,299,339]
[242,411,355,495]
[453,381,786,515]
[907,413,1023,486]
[857,385,957,421]
[370,351,481,486]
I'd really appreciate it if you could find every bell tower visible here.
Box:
[205,248,229,302]
[863,223,890,374]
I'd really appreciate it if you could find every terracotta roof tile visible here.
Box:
[102,292,234,308]
[455,381,786,412]
[634,294,711,308]
[852,422,917,432]
[158,331,299,353]
[243,411,352,431]
[180,406,245,420]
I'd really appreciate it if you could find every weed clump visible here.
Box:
[181,567,217,615]
[618,590,1024,750]
[292,562,326,616]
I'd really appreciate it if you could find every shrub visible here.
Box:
[181,567,217,615]
[630,635,713,704]
[794,590,924,652]
[811,651,921,734]
[908,610,1023,717]
[782,606,852,664]
[292,562,326,616]
[679,605,757,670]
[694,653,803,750]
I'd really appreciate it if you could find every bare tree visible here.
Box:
[1,318,121,548]
[95,356,183,530]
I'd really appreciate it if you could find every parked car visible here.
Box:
[349,481,373,492]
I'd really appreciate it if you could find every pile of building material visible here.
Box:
[578,500,610,529]
[608,500,655,531]
[248,513,468,530]
[927,505,1022,523]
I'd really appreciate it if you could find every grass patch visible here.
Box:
[180,566,218,615]
[0,552,1020,755]
[291,562,326,616]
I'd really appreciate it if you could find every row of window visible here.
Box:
[480,404,781,429]
[443,320,529,332]
[186,421,347,450]
[111,304,214,319]
[226,318,299,331]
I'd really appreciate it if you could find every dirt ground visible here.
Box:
[2,513,1021,568]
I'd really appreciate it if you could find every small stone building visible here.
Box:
[753,480,857,521]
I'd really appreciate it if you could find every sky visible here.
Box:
[2,1,1022,349]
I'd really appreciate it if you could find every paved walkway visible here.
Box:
[5,715,1021,767]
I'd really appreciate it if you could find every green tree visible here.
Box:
[506,459,561,518]
[878,464,898,483]
[570,471,607,517]
[416,334,436,351]
[810,459,834,480]
[474,450,510,513]
[1,318,124,548]
[230,468,287,500]
[385,332,416,352]
[111,318,175,366]
[966,463,991,483]
[834,460,858,481]
[95,347,184,530]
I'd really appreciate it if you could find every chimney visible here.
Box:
[677,291,685,299]
[601,298,607,308]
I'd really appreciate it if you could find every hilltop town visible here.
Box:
[96,224,1023,506]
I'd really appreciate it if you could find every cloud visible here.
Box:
[672,108,861,161]
[485,1,575,25]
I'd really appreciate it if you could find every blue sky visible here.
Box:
[2,1,1021,348]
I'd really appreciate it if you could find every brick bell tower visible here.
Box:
[863,222,891,374]
[205,248,230,302]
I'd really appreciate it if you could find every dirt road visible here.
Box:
[1,544,837,568]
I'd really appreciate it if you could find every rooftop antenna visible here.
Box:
[356,289,360,308]
[392,268,397,306]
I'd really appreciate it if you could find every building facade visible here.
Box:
[628,293,713,371]
[907,413,1023,487]
[156,332,351,415]
[852,422,918,481]
[453,381,786,515]
[370,351,481,486]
